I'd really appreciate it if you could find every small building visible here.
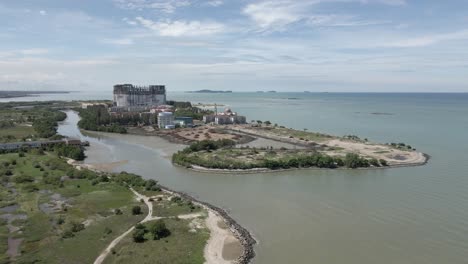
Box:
[174,117,194,127]
[81,102,108,109]
[150,105,174,114]
[203,107,247,125]
[0,138,86,151]
[158,112,174,129]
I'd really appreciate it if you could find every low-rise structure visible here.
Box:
[81,102,109,109]
[203,108,247,125]
[158,112,174,129]
[174,117,194,127]
[149,105,174,114]
[0,138,87,151]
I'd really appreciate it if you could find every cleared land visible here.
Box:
[173,125,427,171]
[234,125,426,165]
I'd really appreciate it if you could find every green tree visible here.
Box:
[132,229,146,243]
[132,205,142,215]
[149,220,170,240]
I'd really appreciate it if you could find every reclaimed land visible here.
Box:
[172,125,429,173]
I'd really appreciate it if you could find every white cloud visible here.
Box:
[0,72,65,83]
[20,49,49,55]
[123,17,138,26]
[307,14,389,27]
[386,29,468,47]
[39,10,47,16]
[371,0,406,6]
[243,1,392,32]
[205,0,223,7]
[135,17,225,37]
[243,1,305,31]
[114,0,191,13]
[102,38,134,45]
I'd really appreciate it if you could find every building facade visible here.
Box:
[203,108,247,125]
[158,112,174,129]
[0,138,86,151]
[113,84,166,108]
[174,117,194,127]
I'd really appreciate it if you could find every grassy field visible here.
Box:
[152,195,203,217]
[0,152,146,263]
[0,126,36,143]
[0,149,212,263]
[0,101,80,143]
[103,218,209,264]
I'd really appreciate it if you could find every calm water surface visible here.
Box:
[52,92,468,263]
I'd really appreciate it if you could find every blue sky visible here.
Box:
[0,0,467,92]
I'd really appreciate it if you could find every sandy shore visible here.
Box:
[204,210,242,264]
[160,185,256,264]
[67,159,128,173]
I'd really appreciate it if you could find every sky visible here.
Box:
[0,0,467,92]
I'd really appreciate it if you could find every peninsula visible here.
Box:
[74,84,429,173]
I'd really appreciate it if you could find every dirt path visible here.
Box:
[93,188,205,264]
[93,188,153,264]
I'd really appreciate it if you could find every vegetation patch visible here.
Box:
[152,195,203,217]
[172,140,386,170]
[0,150,155,263]
[103,218,209,264]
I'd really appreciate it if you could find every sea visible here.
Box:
[3,91,468,263]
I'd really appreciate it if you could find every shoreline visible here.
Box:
[159,184,256,264]
[174,153,431,174]
[68,159,256,264]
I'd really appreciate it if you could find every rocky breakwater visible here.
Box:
[160,184,256,264]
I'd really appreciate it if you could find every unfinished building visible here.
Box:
[113,84,166,110]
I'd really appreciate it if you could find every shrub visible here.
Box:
[379,159,388,166]
[369,158,380,167]
[344,153,369,169]
[149,220,170,240]
[14,174,35,184]
[57,216,65,225]
[132,229,146,243]
[104,227,112,235]
[114,208,123,215]
[22,183,39,192]
[62,230,74,239]
[135,223,146,230]
[132,206,142,215]
[69,221,85,233]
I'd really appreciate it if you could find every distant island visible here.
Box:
[186,90,233,94]
[0,90,70,99]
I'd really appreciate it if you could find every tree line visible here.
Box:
[173,140,389,170]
